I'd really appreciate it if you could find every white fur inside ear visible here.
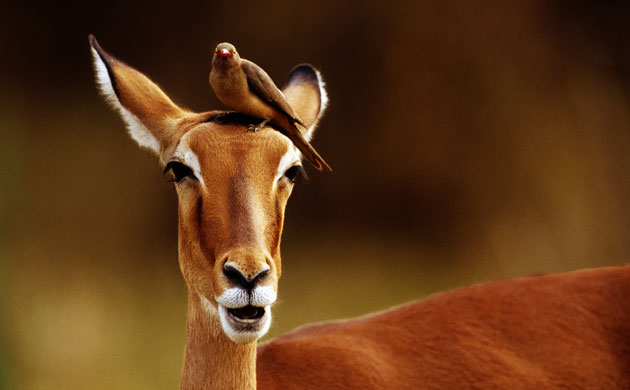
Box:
[91,47,161,154]
[303,69,329,142]
[316,70,329,120]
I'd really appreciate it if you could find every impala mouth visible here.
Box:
[228,305,265,322]
[218,304,272,344]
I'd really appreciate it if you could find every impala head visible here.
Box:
[89,35,328,344]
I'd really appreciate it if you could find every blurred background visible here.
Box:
[1,0,629,388]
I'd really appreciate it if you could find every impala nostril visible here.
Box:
[255,269,269,282]
[223,264,250,289]
[223,263,269,291]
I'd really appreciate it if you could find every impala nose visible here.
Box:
[223,263,269,291]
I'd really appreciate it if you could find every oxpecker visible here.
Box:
[209,42,331,171]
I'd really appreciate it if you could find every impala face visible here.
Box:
[89,35,327,344]
[168,124,302,343]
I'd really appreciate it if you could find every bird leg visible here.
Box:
[247,118,270,132]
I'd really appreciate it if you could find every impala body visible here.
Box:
[90,35,630,390]
[258,266,630,389]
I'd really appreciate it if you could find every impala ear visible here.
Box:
[89,35,185,155]
[282,64,328,141]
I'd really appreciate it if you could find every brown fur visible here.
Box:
[182,292,257,390]
[258,266,630,389]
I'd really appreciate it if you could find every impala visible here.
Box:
[90,35,630,390]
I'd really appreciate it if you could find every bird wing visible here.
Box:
[241,60,305,127]
[282,122,332,171]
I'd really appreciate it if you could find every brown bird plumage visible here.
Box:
[209,43,331,171]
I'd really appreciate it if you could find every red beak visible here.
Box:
[218,49,232,59]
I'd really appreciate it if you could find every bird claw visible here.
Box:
[248,119,270,132]
[247,124,261,132]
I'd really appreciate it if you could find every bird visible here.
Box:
[209,42,331,171]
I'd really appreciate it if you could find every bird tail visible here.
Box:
[287,123,332,171]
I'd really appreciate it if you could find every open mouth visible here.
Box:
[218,303,272,343]
[227,305,266,323]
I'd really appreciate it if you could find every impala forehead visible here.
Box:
[176,125,298,180]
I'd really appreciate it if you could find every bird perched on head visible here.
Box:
[209,42,331,171]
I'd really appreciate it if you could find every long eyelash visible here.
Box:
[295,166,307,180]
[285,165,308,183]
[163,161,195,183]
[163,162,176,174]
[163,166,177,183]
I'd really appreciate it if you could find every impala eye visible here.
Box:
[284,165,305,183]
[164,161,196,183]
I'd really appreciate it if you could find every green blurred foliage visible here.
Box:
[1,0,630,388]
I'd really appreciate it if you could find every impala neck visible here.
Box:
[180,291,257,390]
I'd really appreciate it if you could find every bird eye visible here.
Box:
[232,49,236,55]
[214,48,218,54]
[164,161,196,183]
[284,165,305,183]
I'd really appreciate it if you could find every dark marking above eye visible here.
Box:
[196,196,203,227]
[164,161,196,183]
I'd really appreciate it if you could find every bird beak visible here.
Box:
[218,49,232,59]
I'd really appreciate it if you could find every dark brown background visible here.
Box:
[1,0,629,388]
